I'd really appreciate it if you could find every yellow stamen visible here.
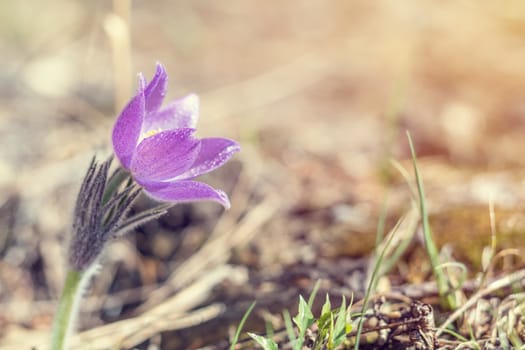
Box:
[143,128,162,138]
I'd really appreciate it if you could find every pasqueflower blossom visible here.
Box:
[112,63,240,208]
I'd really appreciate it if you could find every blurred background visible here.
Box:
[3,0,525,349]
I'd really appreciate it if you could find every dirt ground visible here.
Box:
[2,1,525,349]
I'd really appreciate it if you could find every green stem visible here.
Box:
[51,270,84,350]
[102,168,130,205]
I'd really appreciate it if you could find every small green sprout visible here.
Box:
[247,333,278,350]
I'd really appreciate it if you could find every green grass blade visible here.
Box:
[332,296,348,348]
[293,295,315,334]
[283,309,298,350]
[353,204,398,350]
[229,301,256,350]
[375,196,389,251]
[379,209,419,275]
[406,131,456,308]
[248,332,278,350]
[307,279,321,309]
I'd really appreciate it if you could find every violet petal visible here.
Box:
[144,63,168,114]
[142,94,199,134]
[142,179,231,208]
[112,76,146,168]
[176,138,241,180]
[130,128,201,182]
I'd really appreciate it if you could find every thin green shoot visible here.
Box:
[375,196,389,251]
[439,327,469,342]
[307,280,321,309]
[390,158,418,199]
[379,75,407,184]
[229,301,256,350]
[314,294,332,350]
[282,309,297,349]
[331,296,348,348]
[375,209,417,276]
[248,333,278,350]
[465,323,480,350]
[264,319,275,342]
[353,208,398,350]
[479,200,498,289]
[292,296,315,350]
[407,131,456,309]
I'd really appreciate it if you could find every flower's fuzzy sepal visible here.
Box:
[68,157,170,271]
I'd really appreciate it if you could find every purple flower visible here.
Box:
[112,63,240,208]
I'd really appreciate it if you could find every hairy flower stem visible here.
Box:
[51,158,169,349]
[51,270,84,350]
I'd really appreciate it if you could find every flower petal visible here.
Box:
[144,63,168,114]
[112,76,146,168]
[176,138,240,180]
[142,179,231,208]
[142,94,199,134]
[130,128,201,181]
